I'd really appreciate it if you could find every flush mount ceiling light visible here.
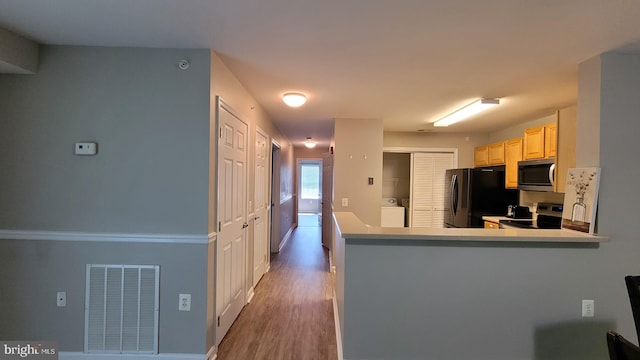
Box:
[282,92,307,107]
[304,137,316,148]
[433,98,500,127]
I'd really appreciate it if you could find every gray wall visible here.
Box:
[0,239,208,354]
[0,46,211,354]
[334,118,383,226]
[341,238,610,360]
[0,46,211,234]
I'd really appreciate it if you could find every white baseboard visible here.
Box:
[247,286,255,303]
[206,345,217,360]
[332,293,343,360]
[328,249,334,272]
[278,226,295,252]
[59,352,207,360]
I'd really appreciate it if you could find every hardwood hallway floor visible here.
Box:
[216,221,338,360]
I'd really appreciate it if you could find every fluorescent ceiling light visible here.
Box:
[282,92,307,107]
[304,137,316,148]
[433,98,500,127]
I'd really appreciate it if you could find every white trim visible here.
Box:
[328,250,334,272]
[59,352,207,360]
[208,233,217,245]
[247,286,255,303]
[278,226,294,252]
[332,293,343,360]
[206,345,217,360]
[0,230,209,244]
[383,146,459,168]
[383,146,457,153]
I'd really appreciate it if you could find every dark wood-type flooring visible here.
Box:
[216,219,338,360]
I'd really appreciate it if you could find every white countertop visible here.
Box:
[335,212,606,243]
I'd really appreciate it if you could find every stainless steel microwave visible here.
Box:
[517,158,555,191]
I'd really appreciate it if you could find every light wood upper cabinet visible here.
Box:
[555,107,577,193]
[474,145,489,167]
[544,122,557,158]
[505,137,523,189]
[523,125,546,160]
[488,141,505,165]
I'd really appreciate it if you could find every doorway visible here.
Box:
[297,159,322,227]
[270,141,281,253]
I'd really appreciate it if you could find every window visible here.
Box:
[300,164,320,199]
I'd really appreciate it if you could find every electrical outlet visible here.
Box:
[74,142,97,155]
[57,291,66,307]
[582,299,594,317]
[179,293,191,311]
[342,198,349,207]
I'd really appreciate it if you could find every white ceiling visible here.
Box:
[2,0,640,147]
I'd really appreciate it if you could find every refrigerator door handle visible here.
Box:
[451,174,458,217]
[449,175,454,217]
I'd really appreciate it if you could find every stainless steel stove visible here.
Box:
[499,203,564,229]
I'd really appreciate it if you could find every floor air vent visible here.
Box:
[84,264,160,354]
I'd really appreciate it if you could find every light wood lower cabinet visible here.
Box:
[484,220,499,229]
[505,137,523,189]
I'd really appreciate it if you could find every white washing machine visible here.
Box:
[381,198,405,227]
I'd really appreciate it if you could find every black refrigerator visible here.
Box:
[444,166,518,228]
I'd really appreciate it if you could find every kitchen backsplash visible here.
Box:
[520,191,565,214]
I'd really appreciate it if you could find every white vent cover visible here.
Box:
[84,264,160,354]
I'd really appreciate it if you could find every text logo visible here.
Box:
[0,341,57,359]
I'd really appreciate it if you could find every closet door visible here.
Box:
[410,153,454,228]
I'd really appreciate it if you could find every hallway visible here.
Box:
[216,220,338,359]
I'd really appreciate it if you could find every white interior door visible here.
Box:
[216,98,248,345]
[321,153,333,250]
[410,152,454,228]
[253,128,269,287]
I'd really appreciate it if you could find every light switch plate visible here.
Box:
[57,291,66,307]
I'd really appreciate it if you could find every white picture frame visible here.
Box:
[561,167,601,234]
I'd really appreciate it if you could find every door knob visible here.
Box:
[242,223,249,229]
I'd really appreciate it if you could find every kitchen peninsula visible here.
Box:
[333,211,606,360]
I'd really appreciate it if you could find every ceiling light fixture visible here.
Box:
[282,92,307,107]
[433,98,500,127]
[304,137,316,148]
